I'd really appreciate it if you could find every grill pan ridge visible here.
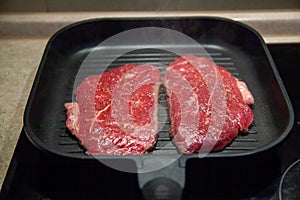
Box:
[24,17,294,160]
[59,49,259,156]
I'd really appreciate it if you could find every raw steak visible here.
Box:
[164,55,254,153]
[65,64,161,155]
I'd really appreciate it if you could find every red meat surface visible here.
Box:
[65,64,161,155]
[164,56,254,153]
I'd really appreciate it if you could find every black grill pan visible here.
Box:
[24,17,293,199]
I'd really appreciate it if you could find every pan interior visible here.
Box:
[24,18,292,158]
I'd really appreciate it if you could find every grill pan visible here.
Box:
[24,17,293,199]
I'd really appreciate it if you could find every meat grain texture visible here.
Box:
[65,64,161,155]
[164,56,254,153]
[65,55,254,155]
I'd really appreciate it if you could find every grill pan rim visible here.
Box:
[23,16,294,159]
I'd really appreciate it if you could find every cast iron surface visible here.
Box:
[24,17,293,159]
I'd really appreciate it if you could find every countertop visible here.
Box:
[0,10,299,190]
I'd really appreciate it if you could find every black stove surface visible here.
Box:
[1,43,300,200]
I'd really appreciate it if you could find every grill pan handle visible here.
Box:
[138,159,185,200]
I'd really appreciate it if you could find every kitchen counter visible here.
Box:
[0,10,299,190]
[0,39,48,189]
